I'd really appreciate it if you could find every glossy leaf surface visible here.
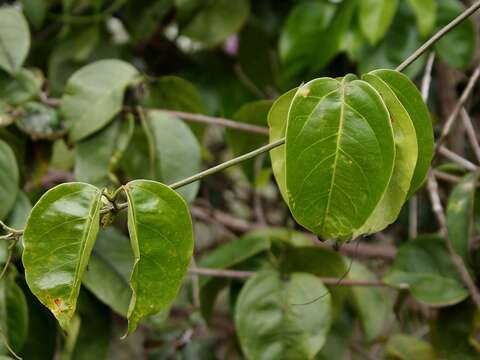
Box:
[384,235,469,306]
[359,0,398,45]
[0,139,19,220]
[124,180,193,335]
[61,59,138,141]
[356,71,418,235]
[369,69,434,197]
[285,76,395,240]
[0,8,30,74]
[447,172,479,262]
[22,182,102,329]
[235,271,331,360]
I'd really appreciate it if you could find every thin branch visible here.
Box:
[426,172,480,310]
[435,65,480,154]
[188,266,397,287]
[460,108,480,163]
[421,53,436,100]
[438,145,479,171]
[396,1,480,72]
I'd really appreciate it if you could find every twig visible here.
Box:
[426,172,480,310]
[433,170,462,184]
[438,146,479,171]
[421,53,436,100]
[460,108,480,163]
[188,267,397,287]
[396,1,480,72]
[435,65,480,154]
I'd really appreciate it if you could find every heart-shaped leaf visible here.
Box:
[0,139,19,220]
[22,182,102,329]
[123,180,193,335]
[285,76,395,240]
[235,271,332,359]
[61,59,138,141]
[0,8,30,74]
[447,172,479,261]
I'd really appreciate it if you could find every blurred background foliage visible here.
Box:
[0,0,480,359]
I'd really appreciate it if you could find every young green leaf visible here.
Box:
[359,0,398,45]
[0,8,30,74]
[0,139,19,220]
[285,77,395,240]
[22,183,103,329]
[435,0,476,70]
[61,59,139,141]
[406,0,437,37]
[383,235,469,306]
[235,271,332,360]
[123,180,193,335]
[368,69,434,197]
[356,72,418,235]
[177,0,250,46]
[446,172,479,261]
[268,88,296,203]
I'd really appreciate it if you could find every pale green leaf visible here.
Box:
[22,182,102,329]
[0,8,30,74]
[124,180,193,335]
[406,0,437,37]
[235,271,332,360]
[0,140,19,220]
[61,59,139,141]
[285,76,395,240]
[359,0,398,45]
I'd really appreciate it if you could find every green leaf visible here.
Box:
[368,69,434,197]
[348,262,392,341]
[355,71,418,235]
[0,8,30,74]
[285,77,395,240]
[435,0,476,70]
[61,59,139,141]
[15,102,63,140]
[358,0,398,45]
[235,271,332,360]
[0,274,28,355]
[0,140,19,220]
[141,76,207,137]
[177,0,250,46]
[123,179,193,335]
[279,0,355,80]
[23,0,48,29]
[406,0,437,37]
[142,110,201,203]
[226,100,272,179]
[5,191,31,230]
[22,182,103,329]
[82,228,134,316]
[447,172,479,262]
[123,0,173,42]
[386,334,435,360]
[316,310,354,360]
[71,290,112,360]
[384,235,469,306]
[0,68,42,106]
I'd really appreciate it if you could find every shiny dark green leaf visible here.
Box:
[235,271,332,360]
[22,182,103,329]
[435,0,476,70]
[82,228,134,316]
[0,8,30,74]
[61,59,139,141]
[177,0,250,46]
[358,0,398,45]
[384,235,469,306]
[285,77,395,240]
[447,172,479,261]
[0,140,19,220]
[368,69,434,197]
[124,180,193,335]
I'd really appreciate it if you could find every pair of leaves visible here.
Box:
[60,59,139,142]
[22,180,193,335]
[269,69,433,241]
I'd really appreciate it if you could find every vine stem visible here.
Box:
[395,0,480,72]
